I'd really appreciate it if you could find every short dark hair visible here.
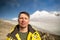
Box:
[18,11,30,18]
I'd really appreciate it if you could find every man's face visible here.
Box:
[18,13,29,28]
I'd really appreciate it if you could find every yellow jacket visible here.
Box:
[6,24,41,40]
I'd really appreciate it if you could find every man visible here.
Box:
[6,11,55,40]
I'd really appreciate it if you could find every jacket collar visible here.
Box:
[11,24,35,35]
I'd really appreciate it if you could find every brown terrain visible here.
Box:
[0,19,15,40]
[0,19,60,40]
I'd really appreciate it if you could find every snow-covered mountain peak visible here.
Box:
[30,10,55,19]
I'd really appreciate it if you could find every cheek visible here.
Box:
[26,20,29,23]
[23,20,29,24]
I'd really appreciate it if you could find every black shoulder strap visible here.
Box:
[28,24,36,33]
[7,25,19,40]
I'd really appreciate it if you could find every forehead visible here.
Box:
[19,14,28,17]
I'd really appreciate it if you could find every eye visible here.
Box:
[25,17,29,20]
[19,17,23,19]
[25,18,27,19]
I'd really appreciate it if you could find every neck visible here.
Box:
[20,26,28,33]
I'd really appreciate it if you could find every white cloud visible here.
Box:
[12,17,18,21]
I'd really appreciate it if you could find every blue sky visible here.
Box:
[0,0,60,20]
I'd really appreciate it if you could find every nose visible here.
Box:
[22,18,25,22]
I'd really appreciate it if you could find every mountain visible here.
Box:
[30,10,60,19]
[30,10,60,35]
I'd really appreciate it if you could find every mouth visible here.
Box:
[21,23,26,25]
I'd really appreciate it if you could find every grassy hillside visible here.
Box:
[0,19,15,40]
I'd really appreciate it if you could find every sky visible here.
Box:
[0,0,60,20]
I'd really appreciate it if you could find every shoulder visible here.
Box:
[7,25,19,36]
